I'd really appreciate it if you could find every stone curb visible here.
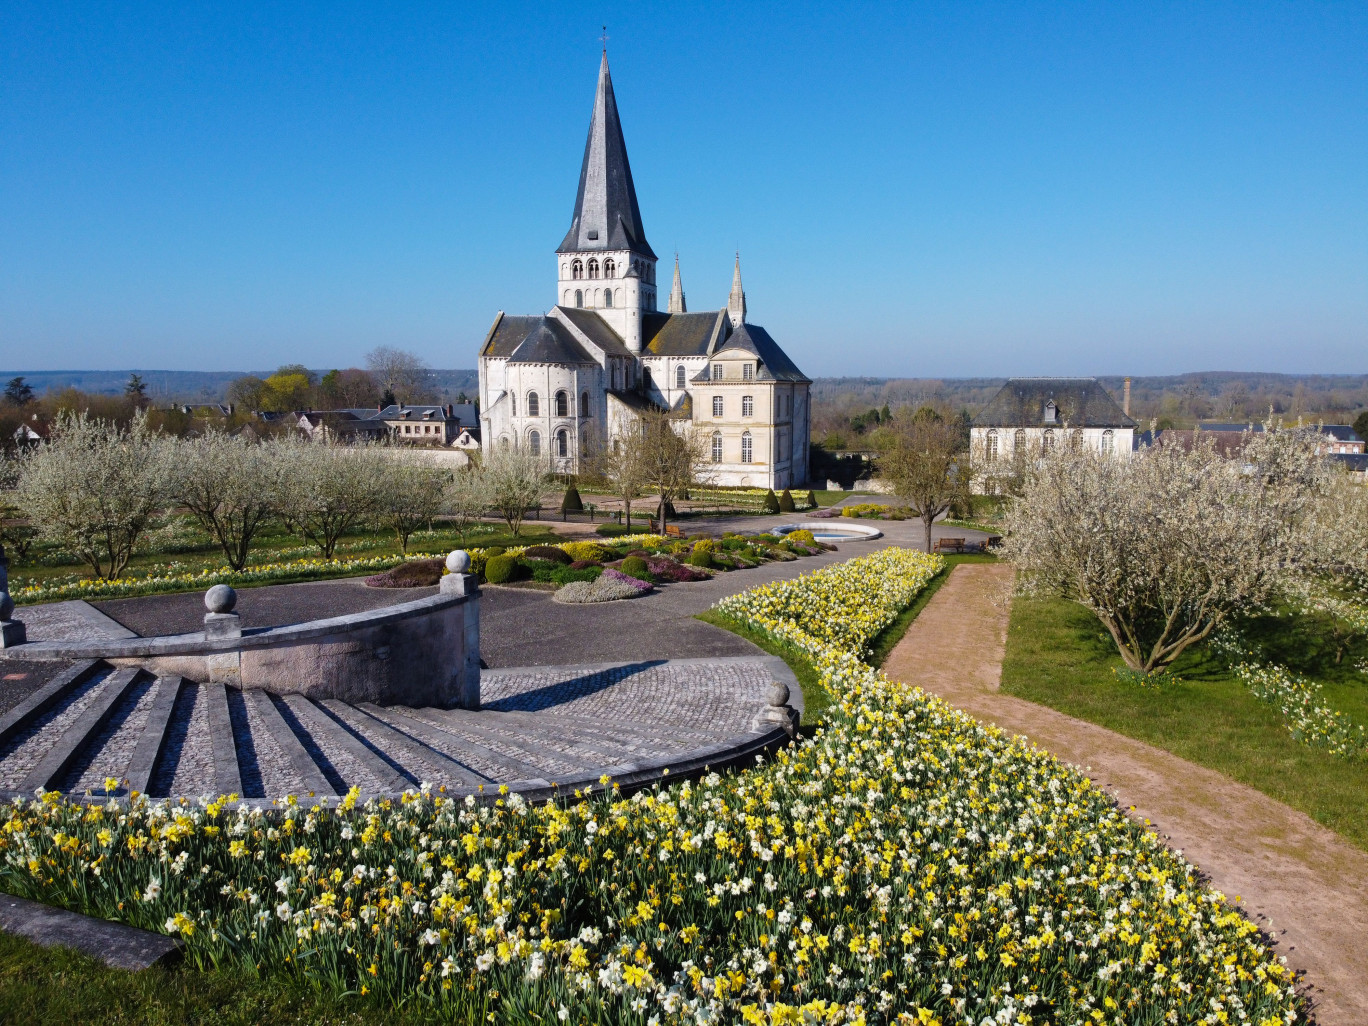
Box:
[0,892,182,970]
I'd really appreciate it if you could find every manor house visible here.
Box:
[477,54,811,488]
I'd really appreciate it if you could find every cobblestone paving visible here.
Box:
[65,676,158,794]
[0,667,115,790]
[14,601,136,643]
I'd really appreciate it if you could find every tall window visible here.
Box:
[742,395,753,417]
[529,430,541,456]
[742,363,753,381]
[1070,429,1083,449]
[1014,428,1026,451]
[741,431,753,463]
[712,396,724,417]
[604,290,612,307]
[571,260,583,280]
[986,429,999,459]
[675,365,686,389]
[1042,429,1056,451]
[527,392,540,417]
[581,391,590,417]
[603,258,615,277]
[712,363,723,380]
[554,391,568,417]
[555,429,568,458]
[511,396,517,416]
[712,432,723,463]
[642,367,652,390]
[575,289,583,308]
[1101,429,1115,453]
[587,259,598,279]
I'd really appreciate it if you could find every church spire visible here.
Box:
[668,254,687,313]
[557,53,655,259]
[727,253,746,326]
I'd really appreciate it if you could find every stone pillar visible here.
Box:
[751,681,799,738]
[0,545,26,648]
[441,551,481,709]
[203,585,242,639]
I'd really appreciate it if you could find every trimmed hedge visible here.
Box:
[483,554,520,584]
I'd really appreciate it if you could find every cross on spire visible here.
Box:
[600,25,609,53]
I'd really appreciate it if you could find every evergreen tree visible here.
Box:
[125,373,149,407]
[560,483,584,513]
[763,489,781,513]
[778,488,796,512]
[3,377,34,407]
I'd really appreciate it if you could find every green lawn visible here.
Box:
[1001,596,1368,850]
[0,931,426,1026]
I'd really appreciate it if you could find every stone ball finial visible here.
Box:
[0,591,13,622]
[767,681,790,708]
[205,584,238,614]
[446,550,471,574]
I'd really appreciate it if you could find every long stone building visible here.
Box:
[477,53,810,488]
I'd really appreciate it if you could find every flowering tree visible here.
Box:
[169,432,283,570]
[374,454,447,554]
[16,411,174,579]
[1004,427,1327,672]
[482,447,548,537]
[443,465,492,543]
[274,441,389,558]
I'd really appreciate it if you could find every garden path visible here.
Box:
[884,562,1368,1026]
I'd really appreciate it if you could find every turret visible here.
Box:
[727,254,747,327]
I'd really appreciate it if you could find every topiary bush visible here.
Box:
[787,528,817,547]
[778,489,796,512]
[619,555,651,580]
[687,549,715,569]
[806,490,817,508]
[483,554,520,584]
[482,546,506,558]
[762,489,780,513]
[560,484,584,513]
[522,545,572,565]
[561,540,607,562]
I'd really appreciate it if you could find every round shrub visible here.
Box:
[567,559,601,570]
[523,544,572,565]
[688,549,715,569]
[619,555,650,580]
[363,558,444,589]
[561,540,608,562]
[691,538,715,555]
[482,546,506,558]
[483,554,520,584]
[560,484,584,513]
[762,489,781,513]
[787,528,817,547]
[778,488,796,512]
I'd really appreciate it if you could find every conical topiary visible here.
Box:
[560,484,584,513]
[805,490,817,508]
[778,488,796,512]
[762,489,781,513]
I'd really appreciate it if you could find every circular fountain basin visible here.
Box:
[774,521,883,543]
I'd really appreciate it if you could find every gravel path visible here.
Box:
[883,562,1368,1026]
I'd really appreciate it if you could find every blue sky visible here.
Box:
[2,2,1365,377]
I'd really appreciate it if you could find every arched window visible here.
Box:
[511,396,517,416]
[554,391,568,417]
[742,395,754,417]
[603,258,615,277]
[562,290,570,305]
[1101,429,1115,453]
[1014,428,1026,451]
[529,430,541,456]
[1042,429,1056,451]
[575,289,583,308]
[604,289,612,308]
[499,436,510,450]
[712,432,723,463]
[587,259,599,279]
[986,429,999,459]
[571,260,583,280]
[1070,428,1083,449]
[741,431,753,464]
[527,392,540,417]
[580,391,590,417]
[556,429,568,458]
[712,396,724,417]
[676,365,686,389]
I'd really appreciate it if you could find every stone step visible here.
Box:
[242,690,336,798]
[473,706,720,747]
[123,676,184,795]
[434,707,679,764]
[62,672,162,795]
[204,683,242,799]
[21,668,144,793]
[320,701,492,789]
[0,660,101,749]
[281,696,413,795]
[360,704,559,783]
[406,707,614,776]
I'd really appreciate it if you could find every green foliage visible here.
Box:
[1355,410,1368,445]
[483,553,520,584]
[522,545,571,565]
[529,562,601,585]
[560,484,584,513]
[762,489,780,513]
[778,488,796,512]
[688,549,715,569]
[806,490,817,508]
[594,523,651,537]
[482,546,506,558]
[619,555,650,580]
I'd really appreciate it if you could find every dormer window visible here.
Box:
[712,363,722,380]
[587,229,599,240]
[742,363,753,381]
[1043,400,1058,424]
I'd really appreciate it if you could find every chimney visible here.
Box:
[1123,377,1131,417]
[447,403,453,417]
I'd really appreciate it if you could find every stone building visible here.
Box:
[477,53,810,488]
[971,378,1137,460]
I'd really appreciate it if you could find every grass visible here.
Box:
[866,554,998,667]
[0,931,425,1026]
[1000,596,1368,850]
[695,608,830,722]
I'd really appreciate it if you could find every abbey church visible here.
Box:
[477,54,811,489]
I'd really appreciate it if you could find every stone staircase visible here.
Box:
[0,656,796,803]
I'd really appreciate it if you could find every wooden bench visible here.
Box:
[933,537,966,554]
[664,524,685,538]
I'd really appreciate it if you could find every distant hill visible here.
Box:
[0,369,481,404]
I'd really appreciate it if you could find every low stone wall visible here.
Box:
[0,579,482,709]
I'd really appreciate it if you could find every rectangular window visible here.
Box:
[743,363,752,380]
[741,433,753,463]
[712,434,723,463]
[712,396,724,417]
[742,395,753,417]
[712,363,722,380]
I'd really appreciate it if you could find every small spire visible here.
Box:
[668,253,687,314]
[727,252,746,326]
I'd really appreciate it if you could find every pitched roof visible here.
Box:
[508,319,596,365]
[555,307,633,357]
[481,314,544,358]
[607,389,661,414]
[557,54,655,260]
[714,323,810,382]
[642,310,727,356]
[973,378,1136,429]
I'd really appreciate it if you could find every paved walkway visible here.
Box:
[883,563,1368,1026]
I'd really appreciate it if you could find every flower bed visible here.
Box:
[0,549,1302,1024]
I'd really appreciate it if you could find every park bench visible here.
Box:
[933,537,966,554]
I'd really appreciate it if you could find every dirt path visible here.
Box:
[883,563,1368,1026]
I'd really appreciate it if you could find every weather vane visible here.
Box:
[600,25,608,53]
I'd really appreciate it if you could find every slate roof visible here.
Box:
[557,54,655,260]
[973,378,1136,429]
[1334,453,1368,473]
[480,314,595,365]
[481,314,545,358]
[714,323,811,383]
[642,311,725,356]
[607,389,662,414]
[556,307,633,357]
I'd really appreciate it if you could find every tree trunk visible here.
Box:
[924,514,933,554]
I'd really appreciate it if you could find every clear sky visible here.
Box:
[2,2,1365,377]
